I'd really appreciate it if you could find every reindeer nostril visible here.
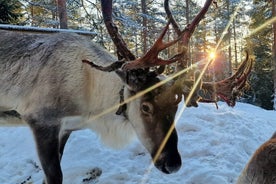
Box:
[164,160,181,174]
[165,155,182,174]
[155,152,182,174]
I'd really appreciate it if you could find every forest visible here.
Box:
[1,0,276,110]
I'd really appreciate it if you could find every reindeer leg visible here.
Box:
[25,115,63,184]
[35,126,62,184]
[59,131,71,160]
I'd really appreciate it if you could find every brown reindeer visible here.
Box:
[236,132,276,184]
[0,0,251,183]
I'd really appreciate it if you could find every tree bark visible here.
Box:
[185,0,191,66]
[227,0,232,76]
[141,0,147,54]
[233,19,238,69]
[273,0,276,110]
[57,0,68,29]
[52,0,57,29]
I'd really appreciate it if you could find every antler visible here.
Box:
[180,0,214,46]
[84,0,213,72]
[180,52,253,107]
[165,0,214,69]
[85,0,252,109]
[199,52,253,107]
[100,0,136,61]
[123,0,215,71]
[122,22,183,70]
[163,0,252,107]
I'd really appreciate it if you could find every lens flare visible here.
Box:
[208,51,216,60]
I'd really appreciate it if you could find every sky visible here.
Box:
[196,0,206,7]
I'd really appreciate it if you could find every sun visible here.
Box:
[208,51,216,60]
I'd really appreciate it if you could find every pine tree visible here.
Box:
[0,0,23,24]
[246,0,274,109]
[272,0,276,109]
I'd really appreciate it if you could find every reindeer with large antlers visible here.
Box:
[0,0,251,183]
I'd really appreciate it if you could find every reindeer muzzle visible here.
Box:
[154,150,182,174]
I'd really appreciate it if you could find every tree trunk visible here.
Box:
[273,0,276,110]
[185,0,189,24]
[233,19,238,69]
[227,0,232,76]
[57,0,68,29]
[31,4,34,26]
[185,0,191,66]
[52,0,57,29]
[141,0,147,54]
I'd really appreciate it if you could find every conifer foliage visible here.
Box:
[0,0,22,24]
[246,0,274,110]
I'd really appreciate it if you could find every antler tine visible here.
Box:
[165,0,215,39]
[216,51,252,92]
[227,51,250,81]
[164,0,214,71]
[234,54,253,90]
[181,0,214,45]
[101,0,136,60]
[164,0,182,36]
[122,21,182,70]
[150,22,179,51]
[161,0,252,108]
[124,0,215,71]
[84,0,182,72]
[94,0,214,71]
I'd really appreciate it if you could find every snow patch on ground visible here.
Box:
[0,102,275,184]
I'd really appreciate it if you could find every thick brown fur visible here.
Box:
[236,132,276,184]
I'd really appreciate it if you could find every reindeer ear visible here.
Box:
[271,132,276,139]
[116,70,159,92]
[115,70,127,83]
[115,70,139,91]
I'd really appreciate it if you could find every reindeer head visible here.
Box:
[123,72,182,173]
[83,0,252,174]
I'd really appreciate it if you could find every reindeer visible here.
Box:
[236,132,276,184]
[0,0,252,183]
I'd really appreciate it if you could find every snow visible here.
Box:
[0,24,96,37]
[0,102,275,184]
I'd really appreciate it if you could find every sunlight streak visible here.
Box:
[245,17,276,38]
[139,57,211,184]
[139,2,244,183]
[87,1,256,183]
[215,3,241,51]
[88,63,199,122]
[87,61,204,184]
[140,1,276,182]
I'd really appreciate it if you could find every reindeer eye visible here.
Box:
[141,102,153,114]
[174,94,182,104]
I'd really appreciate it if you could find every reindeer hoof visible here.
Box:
[19,176,32,184]
[82,167,102,184]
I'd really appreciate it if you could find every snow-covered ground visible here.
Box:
[0,102,275,184]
